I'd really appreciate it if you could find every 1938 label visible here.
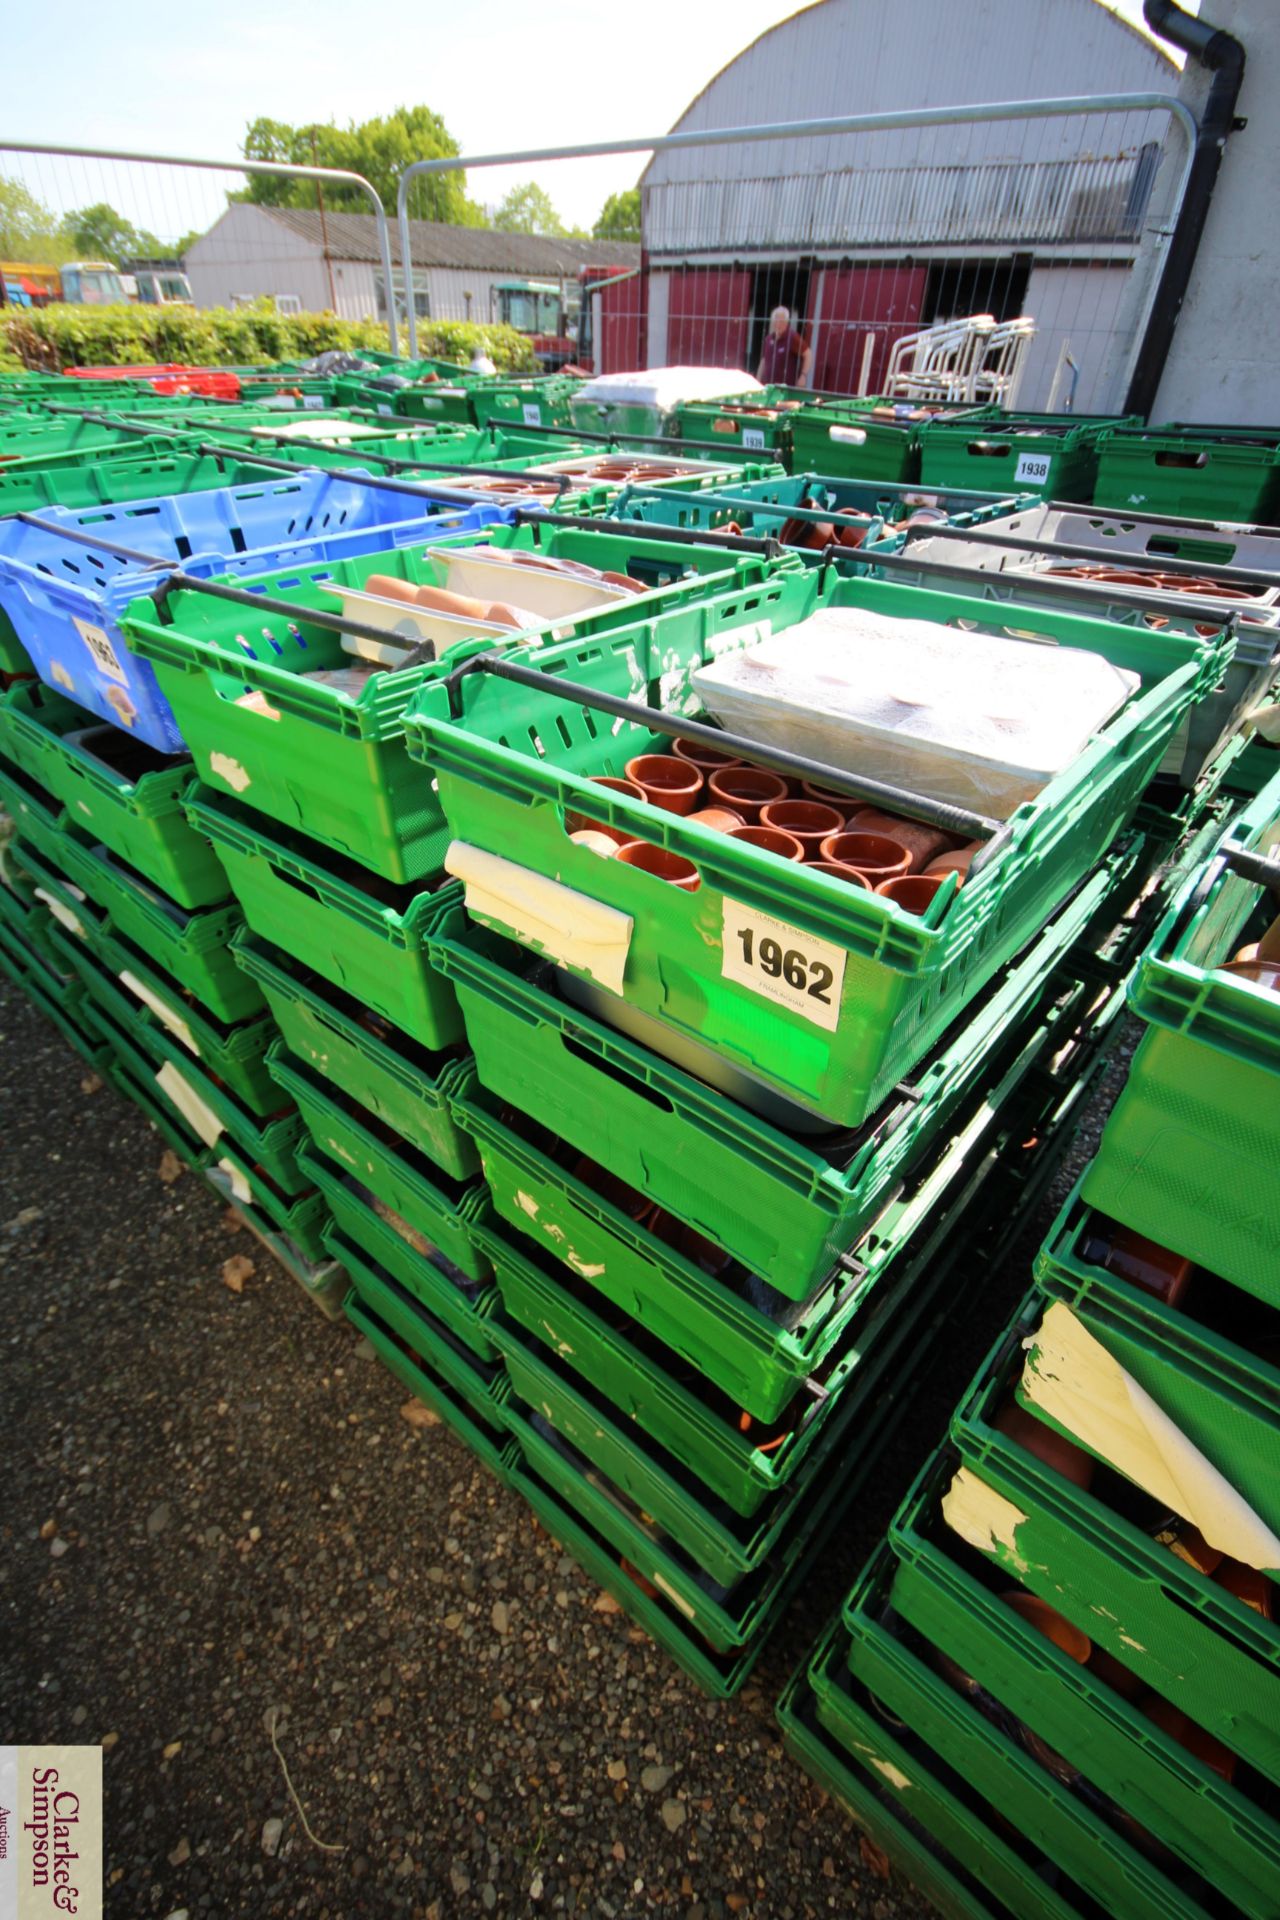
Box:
[720,899,845,1031]
[1015,451,1052,486]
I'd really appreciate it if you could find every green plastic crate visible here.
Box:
[782,1651,1043,1920]
[488,1157,987,1584]
[0,680,227,907]
[605,470,1032,550]
[300,1142,499,1359]
[1031,1191,1280,1555]
[948,1295,1280,1785]
[885,1448,1280,1918]
[336,1232,509,1425]
[0,923,102,1066]
[671,386,809,457]
[123,526,793,884]
[842,1543,1216,1920]
[917,414,1131,500]
[97,1053,215,1171]
[11,825,258,1025]
[1093,424,1280,522]
[48,921,278,1114]
[343,1289,514,1483]
[796,1629,1091,1920]
[203,1136,332,1263]
[0,755,90,864]
[440,848,1138,1307]
[268,1048,491,1286]
[788,401,988,485]
[412,568,1224,1128]
[1081,769,1280,1304]
[183,791,462,1050]
[231,932,478,1180]
[80,994,307,1194]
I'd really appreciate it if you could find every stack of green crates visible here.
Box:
[0,677,348,1314]
[781,767,1280,1918]
[117,516,801,1465]
[335,365,583,431]
[391,552,1229,1687]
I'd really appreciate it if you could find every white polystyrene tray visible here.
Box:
[318,584,521,647]
[572,366,763,411]
[431,549,633,617]
[690,605,1139,818]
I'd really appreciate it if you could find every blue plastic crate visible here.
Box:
[0,468,511,750]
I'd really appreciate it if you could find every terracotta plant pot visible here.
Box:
[1088,1646,1146,1700]
[819,830,912,885]
[876,874,947,916]
[925,841,982,884]
[807,862,870,889]
[800,780,854,812]
[686,805,746,833]
[624,754,703,816]
[564,774,646,847]
[1100,1226,1194,1308]
[1223,951,1280,994]
[728,824,805,862]
[848,806,950,874]
[1213,1559,1275,1619]
[1155,1520,1224,1577]
[569,830,622,858]
[671,735,742,772]
[707,766,789,821]
[616,840,701,891]
[1001,1590,1092,1664]
[995,1398,1095,1490]
[759,799,844,855]
[570,1156,655,1223]
[1139,1695,1237,1783]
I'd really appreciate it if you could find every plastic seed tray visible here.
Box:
[231,931,479,1180]
[300,1143,499,1360]
[0,678,228,907]
[123,521,797,882]
[411,567,1225,1127]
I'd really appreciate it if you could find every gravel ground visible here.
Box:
[0,973,1135,1920]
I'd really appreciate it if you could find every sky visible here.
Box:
[0,0,1186,245]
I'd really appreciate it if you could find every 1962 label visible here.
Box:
[720,899,845,1031]
[1015,451,1052,486]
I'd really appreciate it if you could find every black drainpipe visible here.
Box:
[1122,0,1247,419]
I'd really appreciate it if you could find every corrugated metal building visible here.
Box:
[185,204,639,328]
[642,0,1177,407]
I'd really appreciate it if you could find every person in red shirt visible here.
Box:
[756,306,812,387]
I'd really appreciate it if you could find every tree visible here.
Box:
[492,182,568,237]
[239,106,484,226]
[61,203,164,265]
[0,176,69,265]
[593,188,641,244]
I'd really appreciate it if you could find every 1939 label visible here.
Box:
[720,899,845,1031]
[740,426,766,450]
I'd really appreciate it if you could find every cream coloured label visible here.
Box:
[720,898,844,1031]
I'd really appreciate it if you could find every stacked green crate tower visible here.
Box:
[781,766,1280,1919]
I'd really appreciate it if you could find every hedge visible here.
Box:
[0,301,538,374]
